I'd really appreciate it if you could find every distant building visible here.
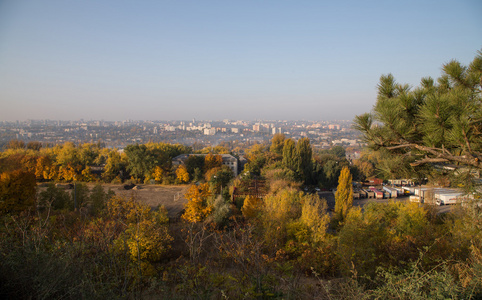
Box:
[204,128,216,135]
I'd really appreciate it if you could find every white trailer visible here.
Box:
[435,192,464,205]
[383,186,399,198]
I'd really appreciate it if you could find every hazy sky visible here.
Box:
[0,0,481,121]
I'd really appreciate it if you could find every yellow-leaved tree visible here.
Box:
[241,195,264,220]
[300,195,330,244]
[334,166,353,226]
[176,165,190,183]
[182,183,212,222]
[152,166,164,183]
[108,196,172,276]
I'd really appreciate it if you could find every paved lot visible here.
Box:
[317,192,454,214]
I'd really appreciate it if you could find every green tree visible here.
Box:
[329,145,346,159]
[89,184,113,215]
[282,139,298,174]
[184,155,205,178]
[124,144,157,181]
[71,183,90,210]
[269,133,285,155]
[38,183,71,210]
[354,50,482,179]
[295,138,313,183]
[334,166,353,225]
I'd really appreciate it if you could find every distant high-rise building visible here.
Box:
[204,128,216,135]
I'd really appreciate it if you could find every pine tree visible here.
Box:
[354,50,482,173]
[334,166,353,224]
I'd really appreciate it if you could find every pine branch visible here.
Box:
[387,143,481,169]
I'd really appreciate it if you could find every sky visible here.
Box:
[0,0,481,122]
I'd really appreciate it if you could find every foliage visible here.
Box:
[184,155,205,178]
[210,166,234,191]
[210,195,232,227]
[151,165,164,182]
[296,138,313,183]
[354,50,482,177]
[282,138,299,176]
[241,195,264,220]
[89,183,113,215]
[175,165,190,183]
[299,195,330,244]
[0,170,36,214]
[337,201,432,278]
[124,144,158,181]
[182,183,213,223]
[269,133,285,155]
[334,166,353,225]
[38,183,71,210]
[204,153,222,172]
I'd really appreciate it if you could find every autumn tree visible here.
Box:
[57,142,81,167]
[5,139,25,150]
[35,155,56,181]
[334,166,353,225]
[299,195,330,244]
[354,50,482,182]
[269,133,285,155]
[241,195,264,220]
[103,149,126,182]
[337,202,431,278]
[151,166,164,183]
[204,153,223,172]
[108,196,172,275]
[176,165,190,183]
[0,170,36,214]
[26,141,42,151]
[182,183,213,222]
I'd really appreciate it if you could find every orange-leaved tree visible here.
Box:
[182,183,212,222]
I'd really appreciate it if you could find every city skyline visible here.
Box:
[1,0,481,122]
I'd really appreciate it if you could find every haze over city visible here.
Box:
[0,0,481,121]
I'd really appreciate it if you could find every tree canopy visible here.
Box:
[354,50,482,174]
